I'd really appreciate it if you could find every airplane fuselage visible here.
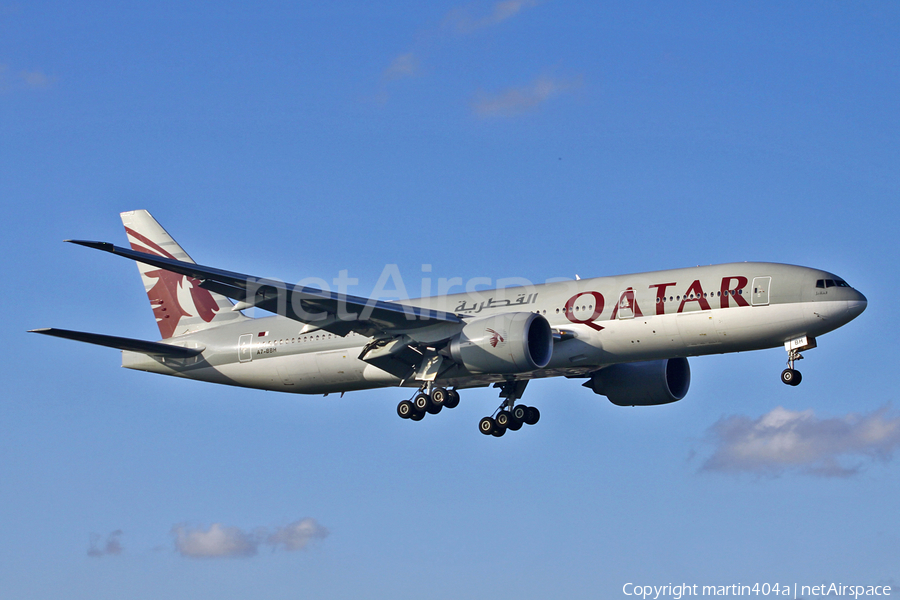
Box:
[122,262,866,395]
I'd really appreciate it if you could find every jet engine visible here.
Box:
[449,312,553,374]
[584,358,690,406]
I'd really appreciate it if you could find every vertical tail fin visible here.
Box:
[121,210,248,339]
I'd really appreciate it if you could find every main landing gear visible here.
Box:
[478,381,540,437]
[396,385,460,421]
[478,404,540,437]
[397,380,541,438]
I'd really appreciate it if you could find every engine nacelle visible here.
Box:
[449,312,553,374]
[584,358,691,406]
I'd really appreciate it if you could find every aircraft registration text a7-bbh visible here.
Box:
[32,210,867,437]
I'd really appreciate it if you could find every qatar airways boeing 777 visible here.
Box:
[32,210,867,436]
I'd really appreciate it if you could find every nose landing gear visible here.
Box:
[781,335,816,386]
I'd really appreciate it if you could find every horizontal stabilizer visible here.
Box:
[29,328,203,358]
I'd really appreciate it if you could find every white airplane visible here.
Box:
[32,210,867,436]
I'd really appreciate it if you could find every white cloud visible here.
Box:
[379,1,543,89]
[701,405,900,477]
[383,52,420,81]
[266,518,329,551]
[172,519,328,558]
[87,530,123,557]
[172,523,259,558]
[472,74,580,117]
[444,0,541,34]
[0,63,54,92]
[20,69,52,88]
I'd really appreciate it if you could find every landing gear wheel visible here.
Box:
[397,400,415,419]
[524,406,540,425]
[444,389,460,409]
[781,369,802,386]
[431,387,447,408]
[410,410,425,421]
[426,402,443,415]
[495,411,512,428]
[512,405,528,422]
[507,408,523,431]
[413,393,431,412]
[479,416,496,435]
[491,427,506,437]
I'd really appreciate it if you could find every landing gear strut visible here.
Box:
[478,381,540,437]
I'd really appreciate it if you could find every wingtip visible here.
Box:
[65,239,115,251]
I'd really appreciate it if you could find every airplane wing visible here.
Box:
[66,240,462,338]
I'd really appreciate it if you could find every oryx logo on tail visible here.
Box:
[120,212,248,338]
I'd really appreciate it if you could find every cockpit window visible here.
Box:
[816,278,851,289]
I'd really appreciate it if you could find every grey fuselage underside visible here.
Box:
[122,262,866,395]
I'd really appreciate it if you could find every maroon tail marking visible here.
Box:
[126,228,221,337]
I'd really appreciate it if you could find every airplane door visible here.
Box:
[238,334,253,363]
[617,289,635,319]
[751,277,771,306]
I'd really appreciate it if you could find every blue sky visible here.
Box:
[2,2,898,598]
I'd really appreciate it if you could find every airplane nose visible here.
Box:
[846,289,867,320]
